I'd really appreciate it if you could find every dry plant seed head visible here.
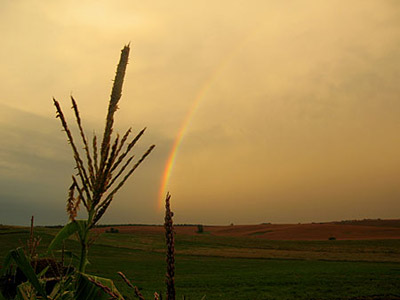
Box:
[67,181,78,221]
[87,277,120,299]
[117,271,146,300]
[29,216,34,253]
[72,175,87,209]
[93,196,113,225]
[110,127,146,173]
[100,45,130,167]
[30,236,41,259]
[66,182,82,221]
[115,127,132,158]
[92,133,99,175]
[135,286,146,300]
[54,99,93,206]
[26,215,41,259]
[54,44,155,229]
[71,95,96,186]
[117,271,134,289]
[74,195,82,214]
[164,192,175,300]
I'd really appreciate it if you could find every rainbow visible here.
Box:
[156,56,233,210]
[157,29,261,209]
[157,78,213,209]
[158,88,202,209]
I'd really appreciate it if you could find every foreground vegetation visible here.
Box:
[1,225,400,300]
[1,44,160,300]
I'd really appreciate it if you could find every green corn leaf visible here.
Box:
[75,273,124,300]
[49,275,75,300]
[36,266,49,279]
[10,248,47,298]
[49,281,62,299]
[1,250,12,276]
[47,220,87,253]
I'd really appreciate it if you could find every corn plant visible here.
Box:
[164,193,175,300]
[48,44,155,272]
[1,246,124,300]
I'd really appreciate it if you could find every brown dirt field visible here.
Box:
[206,223,400,240]
[94,219,400,240]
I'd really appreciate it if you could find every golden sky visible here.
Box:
[1,0,400,225]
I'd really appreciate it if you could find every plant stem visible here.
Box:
[79,234,88,273]
[79,213,93,273]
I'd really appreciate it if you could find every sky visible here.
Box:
[1,0,400,226]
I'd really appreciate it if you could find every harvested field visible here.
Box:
[2,223,400,299]
[93,219,400,241]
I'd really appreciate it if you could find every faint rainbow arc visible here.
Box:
[157,29,261,209]
[157,83,210,209]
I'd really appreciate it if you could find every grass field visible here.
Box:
[1,225,400,300]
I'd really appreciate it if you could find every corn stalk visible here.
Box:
[50,45,155,272]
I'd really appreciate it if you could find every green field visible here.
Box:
[1,225,400,300]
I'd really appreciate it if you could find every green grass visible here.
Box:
[1,226,400,300]
[88,229,400,262]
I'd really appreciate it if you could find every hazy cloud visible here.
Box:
[1,0,400,225]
